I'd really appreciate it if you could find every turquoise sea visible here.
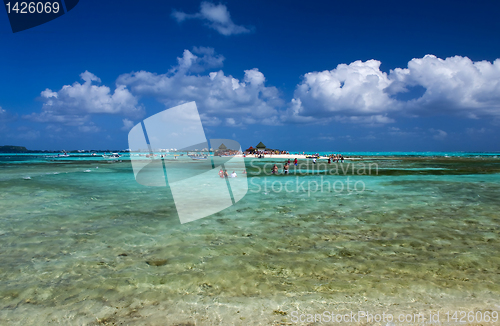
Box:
[1,152,500,325]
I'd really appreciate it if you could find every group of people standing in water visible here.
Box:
[271,158,298,175]
[270,154,345,174]
[327,154,344,164]
[218,168,246,178]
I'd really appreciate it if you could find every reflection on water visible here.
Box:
[1,156,500,325]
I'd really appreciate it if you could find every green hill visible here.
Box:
[0,145,29,153]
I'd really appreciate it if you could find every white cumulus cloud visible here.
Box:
[285,59,399,124]
[175,47,225,74]
[24,71,144,127]
[287,55,500,124]
[390,55,500,118]
[172,2,252,36]
[121,118,135,131]
[431,129,448,140]
[117,48,283,126]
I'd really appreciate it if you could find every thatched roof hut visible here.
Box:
[256,142,266,150]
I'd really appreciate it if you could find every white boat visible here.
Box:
[103,153,121,158]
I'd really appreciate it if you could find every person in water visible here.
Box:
[312,157,316,164]
[284,162,289,174]
[294,158,298,166]
[219,169,224,178]
[272,164,278,174]
[231,171,237,178]
[224,170,229,177]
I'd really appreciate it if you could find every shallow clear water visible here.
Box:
[1,154,500,325]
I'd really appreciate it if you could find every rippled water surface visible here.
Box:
[1,154,500,325]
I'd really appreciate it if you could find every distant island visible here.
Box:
[0,145,28,153]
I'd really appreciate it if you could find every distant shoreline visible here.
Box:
[1,147,500,158]
[0,145,129,154]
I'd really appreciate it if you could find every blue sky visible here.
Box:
[1,0,500,151]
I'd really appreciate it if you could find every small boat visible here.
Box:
[188,155,208,160]
[188,152,208,160]
[103,153,121,158]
